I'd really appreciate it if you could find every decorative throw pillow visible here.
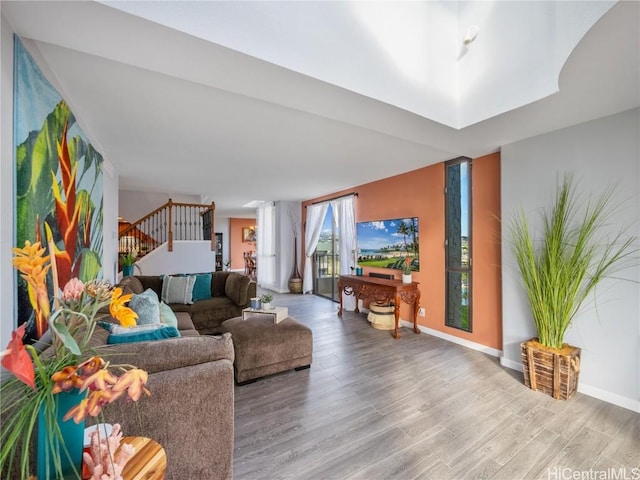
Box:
[129,289,161,325]
[106,324,180,344]
[159,301,179,329]
[99,322,163,335]
[191,273,212,302]
[161,275,196,304]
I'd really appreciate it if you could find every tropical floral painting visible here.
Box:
[14,36,104,341]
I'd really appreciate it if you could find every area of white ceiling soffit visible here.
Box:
[100,0,615,129]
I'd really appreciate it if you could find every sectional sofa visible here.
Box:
[118,271,257,335]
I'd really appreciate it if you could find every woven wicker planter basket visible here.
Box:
[520,339,581,400]
[367,303,396,331]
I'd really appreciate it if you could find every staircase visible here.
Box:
[118,199,215,269]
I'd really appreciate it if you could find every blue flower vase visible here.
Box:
[122,264,133,277]
[37,390,86,479]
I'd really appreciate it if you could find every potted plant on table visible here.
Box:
[508,173,637,400]
[260,293,274,309]
[1,240,149,479]
[402,257,413,284]
[120,249,137,277]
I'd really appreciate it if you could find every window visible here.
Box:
[256,202,275,287]
[445,157,472,331]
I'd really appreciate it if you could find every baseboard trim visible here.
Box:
[500,356,523,372]
[500,356,640,413]
[578,384,640,412]
[400,320,502,358]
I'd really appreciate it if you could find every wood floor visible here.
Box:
[233,293,639,480]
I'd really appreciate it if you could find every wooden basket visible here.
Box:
[520,339,581,400]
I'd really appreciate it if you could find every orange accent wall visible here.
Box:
[229,218,256,270]
[301,153,502,350]
[471,153,502,350]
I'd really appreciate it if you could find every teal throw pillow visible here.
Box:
[161,275,196,304]
[191,273,212,302]
[159,301,179,328]
[129,288,161,325]
[99,322,161,334]
[106,324,180,344]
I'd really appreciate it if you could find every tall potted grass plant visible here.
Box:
[508,173,637,399]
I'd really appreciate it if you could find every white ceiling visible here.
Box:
[2,1,638,218]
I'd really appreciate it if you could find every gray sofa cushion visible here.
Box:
[137,276,164,297]
[225,273,251,306]
[93,328,234,373]
[222,315,312,383]
[212,271,231,297]
[175,311,197,332]
[188,297,241,335]
[119,275,144,295]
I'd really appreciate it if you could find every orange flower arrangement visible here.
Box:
[0,240,150,479]
[403,256,413,275]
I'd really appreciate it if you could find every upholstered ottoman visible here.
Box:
[221,314,313,384]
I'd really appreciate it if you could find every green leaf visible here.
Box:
[78,249,102,282]
[15,100,72,248]
[48,310,81,356]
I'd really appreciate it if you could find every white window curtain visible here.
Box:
[302,203,328,293]
[331,195,357,310]
[256,202,275,288]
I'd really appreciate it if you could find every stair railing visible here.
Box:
[119,199,215,261]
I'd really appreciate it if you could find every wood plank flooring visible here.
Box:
[233,292,639,480]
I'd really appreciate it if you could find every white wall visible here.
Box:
[1,13,16,350]
[501,108,640,411]
[118,189,201,223]
[134,241,216,276]
[458,1,614,127]
[101,161,119,284]
[274,201,301,293]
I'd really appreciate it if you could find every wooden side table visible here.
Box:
[120,436,166,480]
[242,306,289,323]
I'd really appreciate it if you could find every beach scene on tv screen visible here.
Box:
[357,218,419,271]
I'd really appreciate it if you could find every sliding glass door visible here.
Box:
[313,205,340,301]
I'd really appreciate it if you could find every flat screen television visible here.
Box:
[356,217,419,272]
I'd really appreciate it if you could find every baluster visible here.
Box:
[192,207,196,240]
[210,202,215,251]
[168,198,173,251]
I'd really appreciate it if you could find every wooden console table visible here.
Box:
[337,275,421,339]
